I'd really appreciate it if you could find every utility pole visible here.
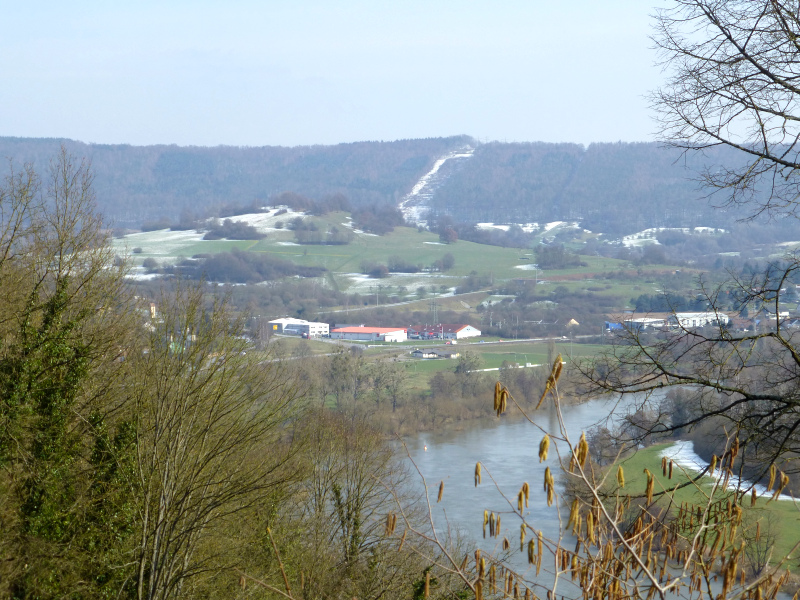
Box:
[429,296,438,323]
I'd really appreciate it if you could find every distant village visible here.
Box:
[266,317,482,358]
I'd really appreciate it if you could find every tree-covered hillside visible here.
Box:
[0,136,472,226]
[2,136,794,237]
[430,141,787,236]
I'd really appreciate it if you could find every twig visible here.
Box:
[267,526,294,599]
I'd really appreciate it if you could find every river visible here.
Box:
[405,393,792,598]
[407,396,629,594]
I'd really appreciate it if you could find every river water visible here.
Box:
[406,396,629,593]
[406,394,792,598]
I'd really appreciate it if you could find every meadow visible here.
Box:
[113,219,669,301]
[615,444,800,566]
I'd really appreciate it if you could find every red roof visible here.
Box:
[331,327,406,334]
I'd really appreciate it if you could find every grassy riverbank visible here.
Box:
[615,443,800,571]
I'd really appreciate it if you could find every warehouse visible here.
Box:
[330,326,407,342]
[267,318,329,337]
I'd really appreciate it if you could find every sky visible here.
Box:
[2,1,665,148]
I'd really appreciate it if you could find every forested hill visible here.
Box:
[429,141,767,236]
[0,136,776,235]
[0,136,471,227]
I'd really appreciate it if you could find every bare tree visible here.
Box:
[238,408,472,600]
[371,360,408,412]
[129,285,301,600]
[568,0,800,484]
[653,0,800,218]
[581,258,800,489]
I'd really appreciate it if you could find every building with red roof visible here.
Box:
[330,326,407,342]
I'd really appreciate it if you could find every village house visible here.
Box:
[668,312,730,328]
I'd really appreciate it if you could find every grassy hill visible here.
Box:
[114,219,646,296]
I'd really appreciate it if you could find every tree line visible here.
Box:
[0,151,473,599]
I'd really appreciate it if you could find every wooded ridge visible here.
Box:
[0,136,782,236]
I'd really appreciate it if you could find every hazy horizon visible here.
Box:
[1,133,655,149]
[4,1,663,148]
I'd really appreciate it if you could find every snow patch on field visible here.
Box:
[340,217,379,236]
[475,222,541,233]
[622,227,725,247]
[209,207,306,233]
[116,229,205,255]
[660,441,793,500]
[125,270,162,281]
[477,223,510,232]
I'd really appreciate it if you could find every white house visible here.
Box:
[410,348,461,359]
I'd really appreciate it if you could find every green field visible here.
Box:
[114,221,649,298]
[615,444,800,565]
[397,340,608,389]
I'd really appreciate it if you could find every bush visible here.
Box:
[387,255,420,273]
[441,252,455,270]
[351,205,404,235]
[535,244,583,269]
[369,264,389,278]
[439,227,458,244]
[180,249,326,283]
[203,219,265,240]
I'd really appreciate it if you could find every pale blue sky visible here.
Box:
[2,1,664,147]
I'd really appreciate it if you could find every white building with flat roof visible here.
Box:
[623,317,668,331]
[669,312,729,329]
[268,318,329,337]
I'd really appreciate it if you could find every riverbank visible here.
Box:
[368,367,586,437]
[405,395,800,597]
[615,442,800,582]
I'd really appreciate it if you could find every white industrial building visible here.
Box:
[621,311,730,331]
[622,317,668,331]
[268,318,329,337]
[669,312,730,328]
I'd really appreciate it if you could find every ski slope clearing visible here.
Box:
[399,146,475,225]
